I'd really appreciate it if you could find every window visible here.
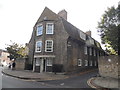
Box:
[36,41,42,52]
[88,36,94,45]
[46,23,54,34]
[35,58,41,66]
[94,49,96,56]
[80,31,86,40]
[45,40,53,52]
[78,59,82,66]
[90,61,92,66]
[37,24,43,36]
[84,46,87,55]
[89,47,92,56]
[94,61,97,66]
[85,60,88,66]
[47,59,52,66]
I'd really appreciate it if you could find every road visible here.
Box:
[1,66,97,89]
[40,70,98,88]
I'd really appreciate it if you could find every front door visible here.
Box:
[43,59,46,72]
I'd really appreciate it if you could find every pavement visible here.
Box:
[2,69,68,81]
[87,77,119,90]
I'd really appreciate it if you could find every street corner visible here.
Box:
[87,77,102,89]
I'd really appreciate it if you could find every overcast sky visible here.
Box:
[0,0,119,50]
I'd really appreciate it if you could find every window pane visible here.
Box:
[46,23,54,34]
[85,60,88,66]
[45,40,53,52]
[84,46,87,55]
[37,25,43,36]
[36,41,42,52]
[47,59,52,66]
[78,59,82,66]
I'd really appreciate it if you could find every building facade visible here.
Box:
[0,49,10,66]
[28,7,106,73]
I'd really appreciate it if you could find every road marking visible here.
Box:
[60,83,64,86]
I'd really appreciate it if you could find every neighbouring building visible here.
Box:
[28,7,106,73]
[0,49,10,66]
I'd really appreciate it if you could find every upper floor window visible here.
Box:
[46,23,54,34]
[80,31,86,40]
[84,46,87,55]
[45,40,53,52]
[89,47,92,56]
[78,59,82,66]
[88,36,94,45]
[37,24,43,36]
[36,41,42,52]
[94,49,96,56]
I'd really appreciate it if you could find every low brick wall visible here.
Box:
[98,55,119,79]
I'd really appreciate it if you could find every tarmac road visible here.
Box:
[1,66,98,89]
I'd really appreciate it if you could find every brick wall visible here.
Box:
[98,55,119,79]
[15,58,26,70]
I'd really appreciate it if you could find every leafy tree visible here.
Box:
[98,4,120,55]
[6,41,27,60]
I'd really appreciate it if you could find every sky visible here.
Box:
[0,0,119,50]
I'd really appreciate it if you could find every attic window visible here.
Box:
[88,36,94,45]
[80,31,86,40]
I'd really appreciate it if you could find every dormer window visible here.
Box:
[80,31,86,40]
[46,23,54,34]
[37,24,43,36]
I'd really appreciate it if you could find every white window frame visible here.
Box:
[47,59,52,66]
[36,24,43,36]
[90,60,92,66]
[80,31,86,40]
[78,59,82,66]
[94,61,97,66]
[94,49,96,56]
[89,47,92,56]
[35,58,41,66]
[46,23,54,34]
[45,40,53,52]
[36,41,42,52]
[85,60,88,66]
[84,46,87,55]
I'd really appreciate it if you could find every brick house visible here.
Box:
[28,7,106,73]
[0,49,10,66]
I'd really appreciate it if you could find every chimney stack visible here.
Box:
[85,30,91,36]
[58,9,67,20]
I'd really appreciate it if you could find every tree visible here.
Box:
[98,4,120,55]
[6,41,27,60]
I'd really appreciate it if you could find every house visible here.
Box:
[0,49,11,66]
[28,7,106,73]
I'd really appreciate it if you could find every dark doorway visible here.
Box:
[43,59,46,72]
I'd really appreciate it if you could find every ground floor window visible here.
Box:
[85,60,88,66]
[89,60,92,66]
[78,59,82,66]
[47,59,52,66]
[35,58,41,66]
